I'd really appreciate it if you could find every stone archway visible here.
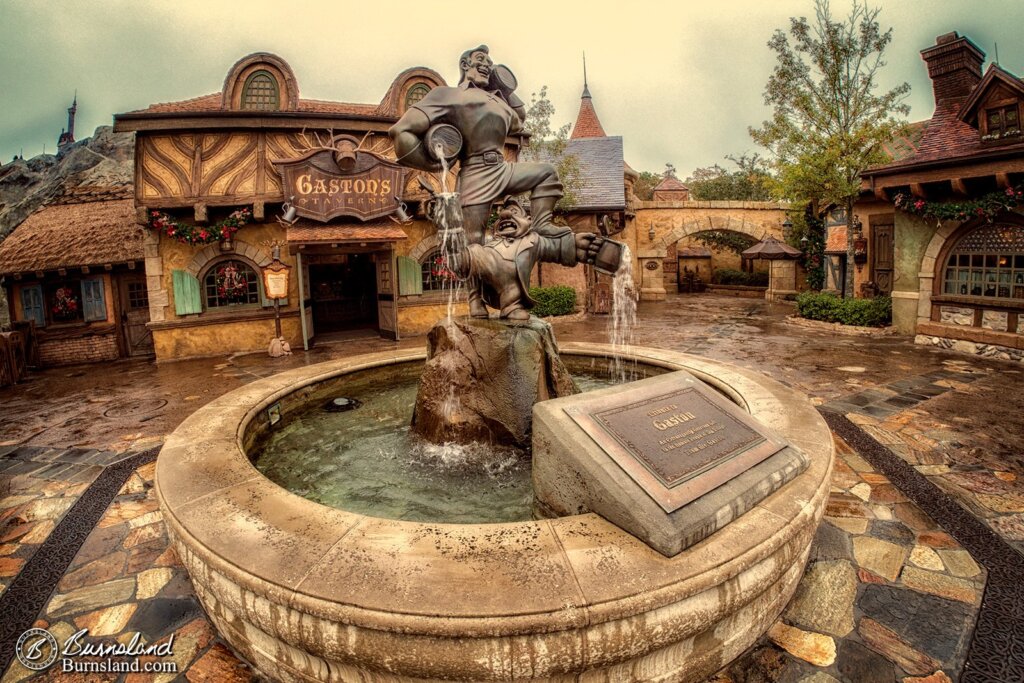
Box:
[185,239,271,278]
[636,214,781,300]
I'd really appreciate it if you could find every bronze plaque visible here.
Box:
[274,150,406,222]
[565,373,787,513]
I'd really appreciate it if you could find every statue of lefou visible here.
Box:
[440,196,605,320]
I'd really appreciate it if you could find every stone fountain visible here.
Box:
[154,44,834,682]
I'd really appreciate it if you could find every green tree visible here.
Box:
[520,86,583,211]
[750,0,909,297]
[685,153,774,201]
[631,170,663,201]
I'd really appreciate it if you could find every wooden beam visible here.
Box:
[35,271,44,279]
[874,186,889,202]
[135,206,150,225]
[12,273,21,280]
[194,202,208,224]
[81,266,90,275]
[104,264,113,271]
[57,268,67,277]
[910,183,927,199]
[128,261,137,270]
[253,200,265,222]
[997,172,1011,189]
[951,178,969,197]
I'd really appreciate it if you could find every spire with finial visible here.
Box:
[582,51,591,99]
[571,52,607,139]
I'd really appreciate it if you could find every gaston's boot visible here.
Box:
[529,195,570,237]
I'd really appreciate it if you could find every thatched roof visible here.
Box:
[0,192,143,276]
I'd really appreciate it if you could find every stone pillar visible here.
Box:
[637,247,667,302]
[143,230,168,322]
[766,259,797,301]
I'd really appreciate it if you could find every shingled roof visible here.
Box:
[565,136,626,210]
[0,193,143,276]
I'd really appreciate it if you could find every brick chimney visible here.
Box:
[920,32,984,104]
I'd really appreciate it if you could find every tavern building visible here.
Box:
[110,52,522,360]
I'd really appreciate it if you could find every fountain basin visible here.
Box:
[155,344,834,682]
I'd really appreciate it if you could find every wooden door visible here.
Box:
[871,221,894,294]
[119,275,154,357]
[376,250,399,340]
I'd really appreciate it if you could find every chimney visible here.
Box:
[920,32,984,104]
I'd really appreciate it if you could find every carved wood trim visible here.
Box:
[198,136,257,196]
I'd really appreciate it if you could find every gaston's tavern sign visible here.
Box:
[272,141,406,222]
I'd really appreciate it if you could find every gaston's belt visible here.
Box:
[461,151,504,167]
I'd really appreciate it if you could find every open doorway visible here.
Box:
[308,253,378,335]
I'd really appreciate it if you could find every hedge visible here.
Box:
[528,285,577,317]
[796,291,892,327]
[711,268,769,287]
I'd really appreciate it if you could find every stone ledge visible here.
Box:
[786,315,899,337]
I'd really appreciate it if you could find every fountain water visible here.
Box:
[608,244,638,381]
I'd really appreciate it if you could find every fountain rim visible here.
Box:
[155,342,833,640]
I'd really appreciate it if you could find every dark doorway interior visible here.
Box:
[309,254,378,333]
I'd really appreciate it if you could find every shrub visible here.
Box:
[796,291,891,327]
[529,285,577,317]
[711,268,769,287]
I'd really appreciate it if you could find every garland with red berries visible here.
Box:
[894,184,1024,223]
[149,208,252,245]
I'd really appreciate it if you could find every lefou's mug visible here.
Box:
[592,239,626,276]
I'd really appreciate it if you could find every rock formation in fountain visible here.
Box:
[413,316,577,447]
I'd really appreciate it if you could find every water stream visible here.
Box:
[608,244,638,382]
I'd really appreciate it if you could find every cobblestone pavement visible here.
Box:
[0,295,1021,682]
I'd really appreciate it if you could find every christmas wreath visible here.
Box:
[52,286,79,321]
[894,184,1024,224]
[214,262,252,304]
[149,208,252,245]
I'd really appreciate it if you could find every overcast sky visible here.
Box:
[2,0,1023,176]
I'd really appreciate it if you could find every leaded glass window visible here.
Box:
[241,71,280,111]
[942,223,1024,300]
[205,260,260,308]
[405,84,430,110]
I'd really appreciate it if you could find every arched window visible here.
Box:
[204,259,261,308]
[420,250,457,291]
[942,223,1024,300]
[405,83,431,110]
[241,70,280,111]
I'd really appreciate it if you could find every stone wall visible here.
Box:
[39,332,118,365]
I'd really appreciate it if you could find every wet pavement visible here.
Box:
[1,294,1022,682]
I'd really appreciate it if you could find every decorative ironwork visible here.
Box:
[818,409,1024,682]
[0,448,159,675]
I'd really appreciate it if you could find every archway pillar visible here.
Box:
[766,260,798,301]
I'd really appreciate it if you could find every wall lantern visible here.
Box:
[853,217,868,268]
[782,216,794,241]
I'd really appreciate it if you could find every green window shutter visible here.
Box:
[80,278,107,322]
[397,256,422,295]
[172,270,202,315]
[20,285,45,327]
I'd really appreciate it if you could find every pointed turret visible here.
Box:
[570,55,607,139]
